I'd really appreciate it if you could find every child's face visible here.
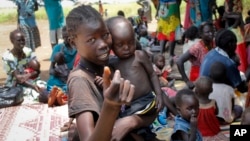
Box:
[111,22,136,59]
[12,32,25,51]
[72,20,112,65]
[155,56,165,70]
[178,95,199,122]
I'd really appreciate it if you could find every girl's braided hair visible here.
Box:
[66,5,102,39]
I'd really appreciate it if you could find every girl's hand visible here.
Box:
[103,66,134,106]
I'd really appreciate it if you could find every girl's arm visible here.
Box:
[176,51,194,89]
[77,68,134,141]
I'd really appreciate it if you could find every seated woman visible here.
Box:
[2,29,45,103]
[46,26,77,93]
[176,21,214,89]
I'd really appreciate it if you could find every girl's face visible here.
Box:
[201,25,214,42]
[178,95,199,122]
[13,32,25,51]
[72,19,112,65]
[111,23,136,59]
[155,56,165,70]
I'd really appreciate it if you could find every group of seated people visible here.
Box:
[2,3,250,141]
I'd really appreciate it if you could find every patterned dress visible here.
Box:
[15,0,41,50]
[156,0,181,41]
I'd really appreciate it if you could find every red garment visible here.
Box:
[157,31,175,41]
[73,53,80,68]
[197,100,220,136]
[189,65,199,82]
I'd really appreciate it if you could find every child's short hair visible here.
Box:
[209,61,226,83]
[153,53,165,64]
[117,10,125,17]
[184,26,198,40]
[66,5,102,39]
[175,88,195,107]
[54,52,65,64]
[194,76,213,96]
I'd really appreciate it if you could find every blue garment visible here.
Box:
[15,0,37,27]
[171,115,202,141]
[44,0,65,30]
[190,0,213,27]
[47,43,77,92]
[200,49,242,88]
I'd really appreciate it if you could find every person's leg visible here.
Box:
[49,30,57,48]
[169,41,176,67]
[159,40,167,54]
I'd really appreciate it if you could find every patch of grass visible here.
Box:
[0,1,249,24]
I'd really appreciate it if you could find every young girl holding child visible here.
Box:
[65,5,153,141]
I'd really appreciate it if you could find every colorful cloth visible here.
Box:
[2,47,46,103]
[156,0,181,41]
[190,0,213,27]
[197,100,220,136]
[171,115,203,141]
[188,40,210,81]
[2,47,36,87]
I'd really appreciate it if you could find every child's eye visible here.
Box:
[103,33,110,39]
[87,38,95,43]
[115,43,123,48]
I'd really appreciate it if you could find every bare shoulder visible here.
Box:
[135,50,148,58]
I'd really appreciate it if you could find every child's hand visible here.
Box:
[186,80,195,90]
[156,93,164,112]
[190,114,198,129]
[95,76,103,89]
[103,66,134,106]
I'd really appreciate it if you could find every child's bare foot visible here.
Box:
[56,90,67,106]
[48,87,59,107]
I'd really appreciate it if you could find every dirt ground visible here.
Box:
[0,19,184,87]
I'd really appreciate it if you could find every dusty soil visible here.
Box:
[0,19,184,87]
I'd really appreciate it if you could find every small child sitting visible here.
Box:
[53,52,70,83]
[171,88,202,141]
[152,54,177,99]
[209,61,243,124]
[194,76,221,136]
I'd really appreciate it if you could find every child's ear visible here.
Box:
[176,106,181,115]
[68,38,77,49]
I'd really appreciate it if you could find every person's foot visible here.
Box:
[48,87,59,107]
[169,55,178,67]
[56,90,67,106]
